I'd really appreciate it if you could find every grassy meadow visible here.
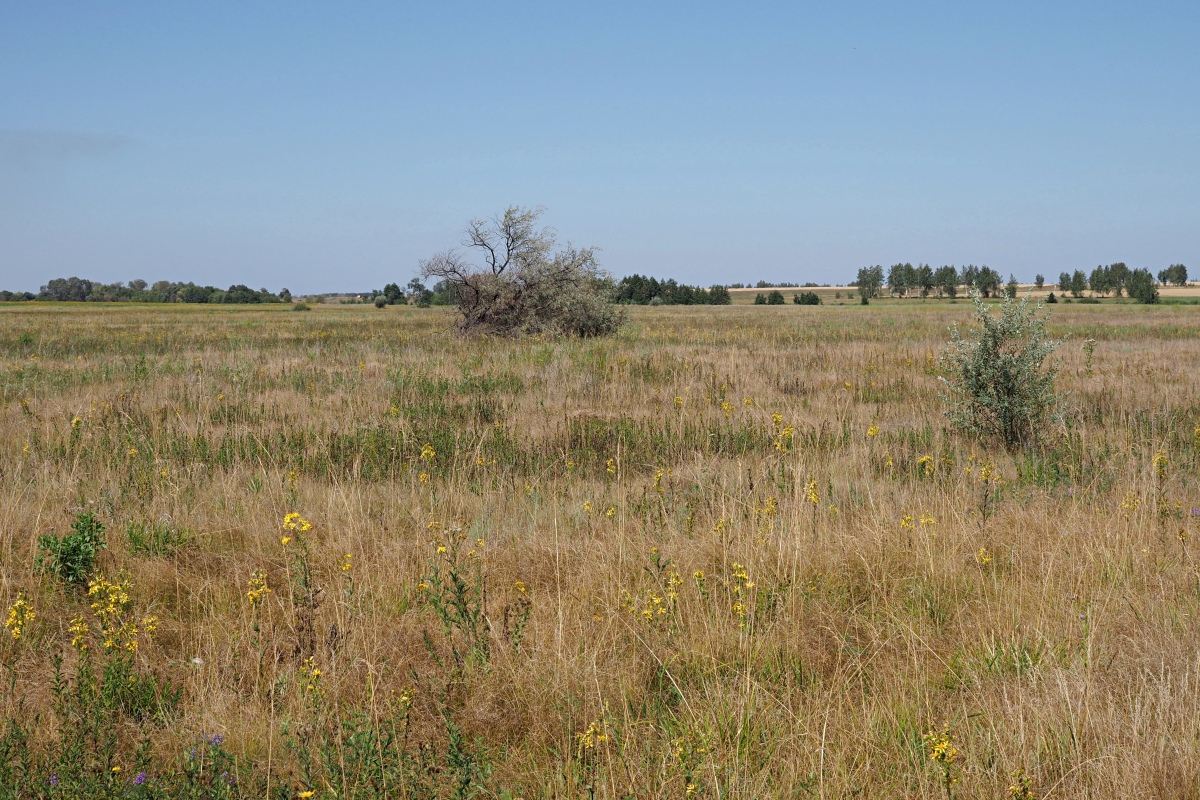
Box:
[1,300,1199,798]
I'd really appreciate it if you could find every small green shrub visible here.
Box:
[939,292,1066,447]
[34,511,106,587]
[766,290,786,305]
[292,302,311,311]
[793,291,821,306]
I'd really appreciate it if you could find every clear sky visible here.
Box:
[2,2,1197,293]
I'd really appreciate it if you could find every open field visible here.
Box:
[2,301,1199,798]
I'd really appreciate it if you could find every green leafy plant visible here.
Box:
[34,512,106,587]
[939,291,1065,447]
[125,520,190,557]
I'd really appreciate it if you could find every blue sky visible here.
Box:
[2,2,1197,293]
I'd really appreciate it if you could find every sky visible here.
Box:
[2,1,1198,293]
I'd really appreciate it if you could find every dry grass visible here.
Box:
[1,300,1198,798]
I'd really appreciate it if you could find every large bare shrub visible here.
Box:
[419,207,624,337]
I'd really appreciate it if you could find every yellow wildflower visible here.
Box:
[1153,449,1168,481]
[923,727,958,765]
[282,512,312,532]
[247,570,271,606]
[69,615,89,650]
[4,593,34,640]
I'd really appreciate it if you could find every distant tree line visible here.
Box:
[852,263,1010,300]
[614,275,731,305]
[1056,262,1177,304]
[0,277,290,304]
[852,261,1186,305]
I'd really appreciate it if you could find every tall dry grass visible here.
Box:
[1,300,1198,798]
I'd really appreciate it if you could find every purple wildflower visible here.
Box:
[49,774,59,787]
[133,771,147,785]
[209,734,224,747]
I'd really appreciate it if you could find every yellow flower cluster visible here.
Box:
[1153,449,1168,481]
[69,616,89,651]
[419,443,436,461]
[755,497,778,522]
[729,562,755,629]
[665,566,684,602]
[281,512,312,545]
[770,414,797,453]
[246,569,271,607]
[804,479,819,507]
[282,512,312,532]
[576,719,609,756]
[87,577,157,653]
[867,424,880,438]
[300,656,324,697]
[1120,494,1141,519]
[923,727,959,765]
[4,593,34,640]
